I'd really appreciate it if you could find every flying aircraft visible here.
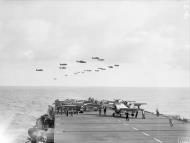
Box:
[60,63,67,66]
[59,67,66,69]
[74,72,80,74]
[108,66,113,68]
[76,60,87,63]
[98,68,106,70]
[92,57,99,60]
[114,64,119,67]
[98,58,104,61]
[36,68,43,71]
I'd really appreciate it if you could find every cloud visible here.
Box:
[22,19,51,44]
[0,19,65,61]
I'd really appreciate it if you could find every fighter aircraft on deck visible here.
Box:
[55,102,83,114]
[81,103,100,111]
[104,100,146,118]
[76,60,87,63]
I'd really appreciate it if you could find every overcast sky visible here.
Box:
[0,0,189,87]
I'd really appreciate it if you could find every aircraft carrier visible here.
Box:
[54,110,190,143]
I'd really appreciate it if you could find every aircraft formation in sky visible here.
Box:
[35,56,120,80]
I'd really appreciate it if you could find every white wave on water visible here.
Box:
[0,86,189,143]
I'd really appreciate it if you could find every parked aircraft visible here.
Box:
[113,103,138,117]
[104,100,146,118]
[62,104,82,111]
[56,104,82,114]
[81,103,100,111]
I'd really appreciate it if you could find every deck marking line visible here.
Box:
[153,138,163,143]
[132,127,139,130]
[142,132,150,136]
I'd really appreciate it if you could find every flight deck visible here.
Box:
[54,110,190,143]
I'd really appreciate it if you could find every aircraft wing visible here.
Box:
[103,103,114,109]
[62,105,78,107]
[133,103,147,106]
[61,104,81,110]
[84,103,100,107]
[118,108,142,114]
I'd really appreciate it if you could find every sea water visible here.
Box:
[0,86,189,143]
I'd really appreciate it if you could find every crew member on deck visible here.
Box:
[135,111,138,118]
[70,108,74,117]
[125,112,129,121]
[66,109,69,117]
[104,107,107,116]
[156,108,160,117]
[142,110,145,119]
[169,118,174,127]
[98,107,101,116]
